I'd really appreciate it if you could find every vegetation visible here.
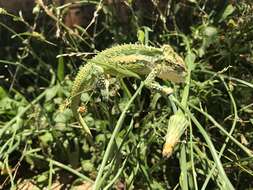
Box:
[0,0,253,189]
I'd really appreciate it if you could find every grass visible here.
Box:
[1,0,253,189]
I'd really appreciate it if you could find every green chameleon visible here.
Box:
[69,44,186,137]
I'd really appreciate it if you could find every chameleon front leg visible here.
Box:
[97,74,110,100]
[144,65,174,95]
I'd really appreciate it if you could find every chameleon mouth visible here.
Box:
[159,70,186,83]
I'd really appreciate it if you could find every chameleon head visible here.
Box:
[158,45,186,83]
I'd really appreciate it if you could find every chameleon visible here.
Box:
[69,44,186,138]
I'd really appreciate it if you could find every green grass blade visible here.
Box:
[93,82,145,190]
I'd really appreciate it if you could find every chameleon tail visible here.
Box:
[71,63,104,141]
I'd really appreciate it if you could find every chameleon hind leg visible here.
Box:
[144,65,173,95]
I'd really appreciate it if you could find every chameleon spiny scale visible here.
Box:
[70,44,186,137]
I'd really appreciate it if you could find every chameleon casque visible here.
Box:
[70,44,186,137]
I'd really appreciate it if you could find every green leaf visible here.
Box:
[39,132,53,147]
[45,85,59,102]
[0,87,7,99]
[54,109,73,123]
[36,173,48,183]
[81,160,94,172]
[150,180,165,189]
[203,26,218,37]
[187,0,197,3]
[219,4,235,23]
[137,29,145,44]
[57,49,65,81]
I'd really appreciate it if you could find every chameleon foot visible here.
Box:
[161,87,173,95]
[144,65,174,95]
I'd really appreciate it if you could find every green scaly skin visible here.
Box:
[70,44,186,137]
